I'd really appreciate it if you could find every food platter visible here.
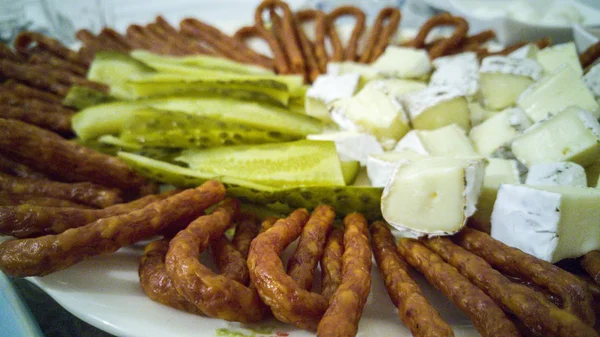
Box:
[28,241,478,337]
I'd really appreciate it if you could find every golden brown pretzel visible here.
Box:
[582,251,600,286]
[0,59,70,96]
[27,49,87,76]
[580,40,600,69]
[320,227,343,301]
[291,12,322,81]
[397,238,521,337]
[166,198,267,323]
[0,193,88,208]
[233,25,278,70]
[14,31,87,66]
[3,80,64,104]
[359,7,401,63]
[0,154,47,180]
[406,13,468,59]
[425,236,598,337]
[231,214,260,258]
[316,213,372,337]
[370,222,454,337]
[0,106,72,135]
[325,6,366,62]
[295,9,328,73]
[0,181,226,277]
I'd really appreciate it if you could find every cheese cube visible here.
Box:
[469,107,532,156]
[479,56,542,110]
[469,101,501,127]
[327,61,379,87]
[508,44,539,59]
[585,161,600,188]
[583,63,600,100]
[381,157,486,236]
[470,158,521,233]
[535,42,583,76]
[331,84,410,149]
[305,73,360,122]
[365,78,427,99]
[491,184,600,262]
[517,65,600,122]
[525,162,587,187]
[430,52,479,96]
[402,86,471,131]
[394,124,478,156]
[307,131,383,166]
[371,46,432,79]
[511,106,600,167]
[367,150,426,187]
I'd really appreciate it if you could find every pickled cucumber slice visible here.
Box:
[176,140,346,187]
[87,52,154,99]
[341,161,360,185]
[120,108,298,148]
[130,50,274,75]
[118,152,383,220]
[98,135,141,150]
[62,86,114,109]
[72,97,323,140]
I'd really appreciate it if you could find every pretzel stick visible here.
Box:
[325,6,366,62]
[580,40,600,69]
[0,59,70,96]
[582,251,600,286]
[0,43,23,62]
[76,29,116,56]
[0,106,72,135]
[14,31,87,66]
[296,9,327,73]
[234,25,279,71]
[406,13,468,59]
[126,24,170,54]
[454,228,595,326]
[425,237,598,337]
[359,7,401,63]
[100,28,133,52]
[320,227,343,301]
[451,30,496,54]
[2,80,63,104]
[0,154,47,180]
[27,49,87,76]
[231,214,260,258]
[154,16,216,56]
[259,216,279,233]
[255,0,304,74]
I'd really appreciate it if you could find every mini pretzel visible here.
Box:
[0,154,47,180]
[582,250,600,286]
[325,6,366,62]
[99,28,133,52]
[126,24,170,54]
[580,40,600,69]
[153,17,215,56]
[359,7,401,63]
[27,49,87,76]
[2,80,63,104]
[0,106,72,135]
[255,0,304,74]
[447,30,496,55]
[320,227,343,301]
[291,12,322,81]
[233,25,279,71]
[231,214,260,258]
[295,9,328,73]
[406,13,468,59]
[0,43,22,62]
[14,31,87,66]
[0,59,70,96]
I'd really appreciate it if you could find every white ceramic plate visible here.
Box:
[28,241,479,337]
[0,272,44,337]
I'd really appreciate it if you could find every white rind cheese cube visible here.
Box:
[512,106,600,167]
[469,101,501,127]
[469,107,532,156]
[394,124,478,156]
[366,79,427,99]
[381,157,486,236]
[327,62,379,86]
[430,52,479,96]
[525,162,587,187]
[307,131,383,166]
[366,150,426,187]
[583,63,600,100]
[517,65,600,122]
[305,73,360,121]
[402,86,471,131]
[535,42,583,76]
[585,162,600,188]
[479,56,542,110]
[371,46,432,79]
[470,158,521,233]
[491,184,600,262]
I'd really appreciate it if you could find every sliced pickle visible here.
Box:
[118,152,383,220]
[87,51,154,99]
[62,86,114,109]
[176,140,346,187]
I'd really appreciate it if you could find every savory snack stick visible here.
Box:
[447,30,496,55]
[0,105,72,135]
[76,29,128,54]
[99,28,134,51]
[255,0,304,74]
[139,239,205,315]
[582,251,600,285]
[0,180,226,277]
[320,227,343,301]
[233,25,279,71]
[0,154,47,179]
[425,237,598,337]
[358,7,401,63]
[370,222,454,337]
[0,42,22,61]
[231,214,260,258]
[580,40,600,69]
[27,50,88,76]
[397,238,521,337]
[2,80,63,104]
[295,9,327,73]
[292,12,322,81]
[325,6,366,62]
[126,24,179,55]
[316,213,372,337]
[0,173,122,208]
[209,234,250,285]
[0,119,156,198]
[166,198,267,323]
[0,90,74,114]
[259,216,279,233]
[146,21,198,55]
[153,16,216,56]
[0,193,88,208]
[455,228,595,326]
[404,13,468,59]
[248,209,328,330]
[0,191,177,238]
[287,205,335,290]
[0,59,70,96]
[14,31,88,67]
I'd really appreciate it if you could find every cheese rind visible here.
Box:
[305,73,360,121]
[535,42,583,76]
[366,150,426,187]
[525,162,587,187]
[381,157,486,236]
[511,106,600,167]
[371,46,432,79]
[469,107,532,156]
[307,131,383,166]
[430,52,479,96]
[402,86,471,131]
[508,44,539,59]
[491,184,600,262]
[517,65,600,121]
[395,124,478,156]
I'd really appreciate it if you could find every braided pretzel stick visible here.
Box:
[580,40,600,69]
[295,9,328,74]
[405,13,468,59]
[153,16,216,56]
[233,25,279,71]
[325,6,366,62]
[287,11,322,81]
[359,7,401,63]
[448,30,496,55]
[255,0,304,74]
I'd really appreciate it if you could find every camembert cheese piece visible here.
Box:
[517,65,600,122]
[430,52,479,96]
[508,44,539,59]
[366,150,426,187]
[469,107,532,156]
[535,42,583,76]
[583,63,600,100]
[307,131,383,166]
[381,157,486,236]
[394,124,477,156]
[491,184,600,263]
[402,86,471,131]
[371,46,432,79]
[525,162,587,187]
[305,73,360,122]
